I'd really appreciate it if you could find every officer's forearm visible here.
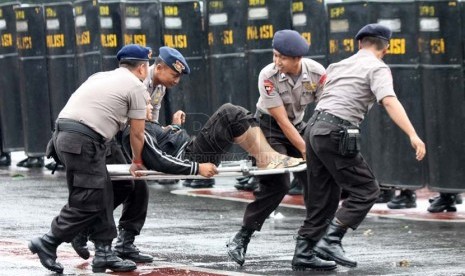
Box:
[382,96,418,138]
[129,119,146,163]
[277,121,306,154]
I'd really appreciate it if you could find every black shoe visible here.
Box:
[156,179,179,185]
[226,227,254,266]
[429,194,462,205]
[314,219,357,268]
[234,176,259,191]
[291,235,337,271]
[428,193,457,213]
[182,179,193,187]
[376,189,395,203]
[92,240,137,272]
[28,232,63,273]
[387,190,416,209]
[45,161,65,171]
[114,228,153,263]
[288,178,303,195]
[17,157,44,168]
[71,231,90,260]
[190,178,215,188]
[0,152,11,166]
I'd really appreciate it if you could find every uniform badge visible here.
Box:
[303,82,317,91]
[264,79,274,95]
[172,60,185,74]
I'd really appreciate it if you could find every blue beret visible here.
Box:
[159,46,190,74]
[272,30,309,57]
[355,23,392,41]
[117,44,151,61]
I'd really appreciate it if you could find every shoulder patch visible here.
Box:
[264,79,274,95]
[319,74,327,85]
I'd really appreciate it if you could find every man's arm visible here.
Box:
[381,96,426,161]
[268,105,306,158]
[129,118,146,176]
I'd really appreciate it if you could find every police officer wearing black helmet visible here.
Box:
[227,30,330,268]
[292,24,426,271]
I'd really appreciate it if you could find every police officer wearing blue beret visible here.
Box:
[226,30,332,268]
[293,24,426,270]
[29,44,151,273]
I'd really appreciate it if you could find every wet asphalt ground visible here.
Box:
[1,153,465,276]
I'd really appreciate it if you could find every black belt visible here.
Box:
[312,111,354,127]
[255,110,303,127]
[56,119,105,143]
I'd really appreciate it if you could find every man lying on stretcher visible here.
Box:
[121,103,304,178]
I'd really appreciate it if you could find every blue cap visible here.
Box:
[159,46,190,74]
[355,23,392,41]
[272,30,309,57]
[117,44,152,61]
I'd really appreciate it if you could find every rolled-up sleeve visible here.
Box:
[370,66,396,103]
[128,87,149,119]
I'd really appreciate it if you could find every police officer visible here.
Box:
[147,46,215,188]
[28,44,151,274]
[70,47,192,263]
[0,130,10,166]
[292,24,426,271]
[226,30,328,267]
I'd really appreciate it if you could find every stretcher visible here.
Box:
[108,160,306,181]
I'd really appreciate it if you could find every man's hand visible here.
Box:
[410,135,426,161]
[172,110,186,125]
[198,163,218,178]
[129,161,147,177]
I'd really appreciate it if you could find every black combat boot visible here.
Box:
[226,227,254,266]
[291,235,337,271]
[313,219,357,268]
[114,228,153,263]
[16,156,44,168]
[387,189,416,209]
[428,193,457,213]
[28,231,64,273]
[92,240,137,273]
[0,152,11,166]
[71,231,90,260]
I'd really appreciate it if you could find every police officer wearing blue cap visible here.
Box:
[226,29,331,269]
[29,44,151,274]
[294,23,426,270]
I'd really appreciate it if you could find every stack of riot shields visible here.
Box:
[0,2,23,152]
[74,0,102,86]
[206,0,248,109]
[245,0,292,111]
[160,0,210,135]
[99,0,123,71]
[15,4,52,157]
[44,2,76,125]
[419,0,465,192]
[365,0,427,189]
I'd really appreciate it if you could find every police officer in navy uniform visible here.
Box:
[292,24,426,271]
[226,30,331,267]
[28,44,151,274]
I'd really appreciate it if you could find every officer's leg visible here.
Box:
[227,142,290,266]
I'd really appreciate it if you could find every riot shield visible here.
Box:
[291,0,327,67]
[44,2,76,125]
[15,5,52,156]
[246,0,292,110]
[363,0,427,189]
[207,0,248,109]
[74,0,102,85]
[161,0,210,136]
[418,0,465,192]
[326,0,368,64]
[0,2,23,151]
[99,0,122,71]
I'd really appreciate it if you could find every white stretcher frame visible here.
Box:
[108,161,306,181]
